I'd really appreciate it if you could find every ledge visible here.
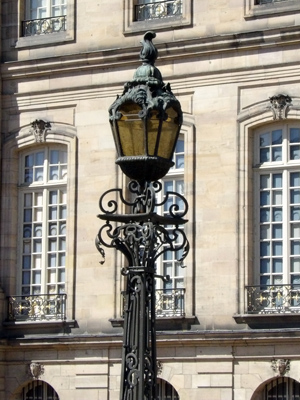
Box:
[234,313,300,329]
[3,25,300,80]
[110,316,197,331]
[3,319,77,335]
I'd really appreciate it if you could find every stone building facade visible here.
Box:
[1,0,300,399]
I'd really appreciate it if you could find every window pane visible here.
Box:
[260,175,270,189]
[291,172,300,187]
[272,174,282,188]
[272,129,282,145]
[272,242,282,256]
[260,132,270,147]
[290,128,300,143]
[273,258,283,273]
[291,206,300,221]
[272,224,282,239]
[260,242,270,256]
[272,147,282,161]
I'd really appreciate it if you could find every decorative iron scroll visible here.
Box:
[96,180,189,400]
[136,0,182,21]
[96,180,189,267]
[7,294,67,321]
[246,285,300,314]
[22,15,66,37]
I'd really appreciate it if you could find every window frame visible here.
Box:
[123,0,192,35]
[0,122,77,328]
[16,0,74,48]
[18,145,68,297]
[244,0,300,18]
[253,123,300,288]
[155,136,186,318]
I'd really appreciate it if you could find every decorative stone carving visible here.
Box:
[271,359,290,376]
[269,94,292,120]
[28,362,45,380]
[30,119,51,142]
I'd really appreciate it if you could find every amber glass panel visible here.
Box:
[118,102,145,156]
[158,107,179,160]
[147,112,160,156]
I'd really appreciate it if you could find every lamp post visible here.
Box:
[96,31,189,400]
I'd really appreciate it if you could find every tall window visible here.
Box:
[254,124,300,289]
[23,0,67,36]
[156,137,185,317]
[20,146,67,297]
[26,0,67,20]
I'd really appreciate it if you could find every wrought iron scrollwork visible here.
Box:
[96,180,189,400]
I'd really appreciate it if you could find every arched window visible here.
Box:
[22,381,59,400]
[157,378,179,400]
[264,377,300,399]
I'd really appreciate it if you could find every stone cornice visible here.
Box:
[2,328,300,350]
[2,25,300,80]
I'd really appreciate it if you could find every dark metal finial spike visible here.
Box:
[140,31,158,65]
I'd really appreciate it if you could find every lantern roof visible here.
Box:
[108,31,183,183]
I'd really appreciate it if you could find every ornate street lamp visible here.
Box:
[96,31,189,400]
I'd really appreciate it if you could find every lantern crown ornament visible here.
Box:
[109,31,183,183]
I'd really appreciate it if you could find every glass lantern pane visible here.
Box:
[158,107,180,160]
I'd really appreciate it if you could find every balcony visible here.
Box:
[7,294,67,322]
[234,284,300,328]
[135,0,182,21]
[22,15,66,37]
[246,284,300,314]
[155,288,185,317]
[110,288,192,330]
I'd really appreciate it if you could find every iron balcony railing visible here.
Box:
[122,288,185,318]
[7,294,67,321]
[22,15,66,37]
[135,0,182,21]
[246,284,300,314]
